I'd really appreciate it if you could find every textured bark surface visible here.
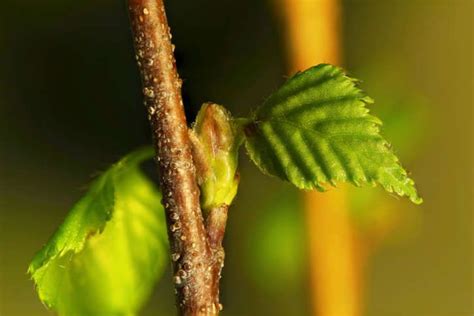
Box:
[128,1,224,314]
[204,204,228,314]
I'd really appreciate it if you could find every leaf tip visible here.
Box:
[408,191,423,205]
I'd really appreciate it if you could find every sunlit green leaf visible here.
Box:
[244,64,422,204]
[28,147,168,316]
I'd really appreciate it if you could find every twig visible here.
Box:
[205,204,228,310]
[128,0,223,314]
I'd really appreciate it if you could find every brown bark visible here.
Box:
[127,1,224,314]
[204,205,228,313]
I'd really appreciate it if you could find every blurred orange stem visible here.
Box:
[278,1,364,315]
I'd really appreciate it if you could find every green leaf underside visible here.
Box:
[245,64,422,204]
[28,147,168,316]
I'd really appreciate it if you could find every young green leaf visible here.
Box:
[28,147,168,316]
[189,103,243,211]
[244,64,422,204]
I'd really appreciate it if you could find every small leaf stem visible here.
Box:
[205,204,228,311]
[127,1,223,314]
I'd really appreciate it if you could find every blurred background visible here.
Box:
[0,0,472,315]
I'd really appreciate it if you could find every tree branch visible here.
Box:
[128,1,221,314]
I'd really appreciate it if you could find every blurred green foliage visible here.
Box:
[29,148,168,316]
